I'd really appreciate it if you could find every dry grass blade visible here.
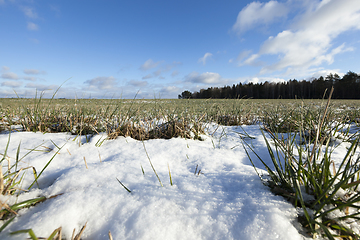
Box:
[2,168,24,195]
[98,149,102,162]
[83,157,88,169]
[1,194,62,223]
[108,230,113,240]
[168,163,173,186]
[0,200,18,218]
[0,166,3,194]
[47,227,62,240]
[72,222,87,240]
[71,229,75,240]
[142,141,163,187]
[0,196,46,216]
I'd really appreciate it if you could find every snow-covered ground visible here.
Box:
[1,124,356,239]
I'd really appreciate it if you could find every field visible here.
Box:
[1,96,360,239]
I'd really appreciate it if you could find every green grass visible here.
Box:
[0,132,63,233]
[242,90,360,239]
[10,222,87,240]
[1,97,360,140]
[1,91,360,239]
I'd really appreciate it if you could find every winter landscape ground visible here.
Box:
[1,97,360,240]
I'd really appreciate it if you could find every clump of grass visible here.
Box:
[107,117,205,140]
[150,117,205,140]
[0,132,62,232]
[2,89,209,141]
[215,114,257,126]
[262,103,300,133]
[11,227,62,240]
[243,88,360,239]
[0,132,39,197]
[107,122,146,140]
[19,102,107,135]
[2,92,360,142]
[205,98,259,126]
[11,222,88,240]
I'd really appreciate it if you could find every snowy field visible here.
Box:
[0,123,357,239]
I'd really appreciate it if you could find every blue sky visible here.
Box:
[1,0,360,99]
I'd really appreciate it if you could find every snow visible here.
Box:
[0,124,331,239]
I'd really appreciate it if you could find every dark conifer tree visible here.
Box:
[178,71,360,99]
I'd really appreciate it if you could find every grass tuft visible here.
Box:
[0,132,61,233]
[243,88,360,239]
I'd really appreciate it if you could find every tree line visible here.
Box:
[178,71,360,99]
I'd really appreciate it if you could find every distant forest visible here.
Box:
[178,71,360,99]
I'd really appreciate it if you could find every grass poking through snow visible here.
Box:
[243,89,360,239]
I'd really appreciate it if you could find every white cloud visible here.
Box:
[1,72,18,80]
[1,66,10,71]
[155,61,182,77]
[232,1,288,34]
[241,0,360,76]
[140,59,161,71]
[245,77,286,84]
[235,50,252,65]
[21,6,38,19]
[142,74,152,79]
[140,60,181,79]
[1,81,23,88]
[25,83,59,92]
[27,22,39,31]
[171,70,179,77]
[185,72,224,84]
[23,69,39,75]
[243,53,261,66]
[23,76,36,81]
[198,53,213,65]
[128,80,148,87]
[160,86,180,95]
[153,69,162,77]
[84,76,117,90]
[309,69,343,79]
[23,69,46,75]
